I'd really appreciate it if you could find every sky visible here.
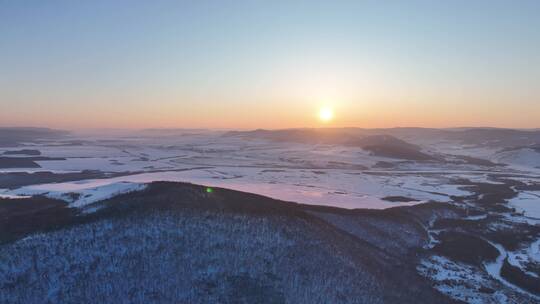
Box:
[1,0,539,129]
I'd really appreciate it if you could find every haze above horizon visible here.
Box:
[1,1,539,129]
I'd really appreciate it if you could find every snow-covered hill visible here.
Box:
[0,182,456,304]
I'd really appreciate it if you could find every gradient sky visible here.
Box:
[1,0,539,129]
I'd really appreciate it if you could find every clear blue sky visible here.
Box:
[1,0,539,129]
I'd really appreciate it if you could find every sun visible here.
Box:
[318,106,334,123]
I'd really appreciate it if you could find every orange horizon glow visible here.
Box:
[1,98,539,130]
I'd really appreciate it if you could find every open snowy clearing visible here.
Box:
[509,191,540,219]
[3,166,473,209]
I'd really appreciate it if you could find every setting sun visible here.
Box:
[318,107,334,123]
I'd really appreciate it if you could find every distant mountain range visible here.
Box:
[225,127,540,146]
[225,127,540,161]
[0,127,68,146]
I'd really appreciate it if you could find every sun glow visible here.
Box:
[318,107,334,123]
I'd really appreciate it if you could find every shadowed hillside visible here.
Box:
[0,182,458,304]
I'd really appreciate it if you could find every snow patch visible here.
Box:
[0,190,31,199]
[529,239,540,263]
[418,255,501,304]
[12,182,147,209]
[484,240,540,300]
[509,191,540,219]
[494,148,540,170]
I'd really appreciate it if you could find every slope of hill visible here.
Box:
[356,135,435,160]
[225,129,435,160]
[0,182,458,304]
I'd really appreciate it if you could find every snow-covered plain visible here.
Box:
[509,191,540,219]
[5,168,472,210]
[2,130,537,210]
